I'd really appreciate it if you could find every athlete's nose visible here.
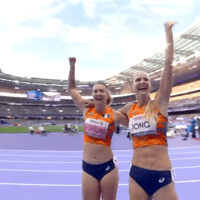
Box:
[140,78,144,84]
[96,91,101,95]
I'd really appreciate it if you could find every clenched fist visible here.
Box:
[69,57,76,66]
[164,21,177,30]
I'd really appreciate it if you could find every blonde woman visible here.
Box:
[120,22,178,200]
[68,57,128,200]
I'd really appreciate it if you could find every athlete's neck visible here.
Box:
[136,95,149,107]
[94,104,107,112]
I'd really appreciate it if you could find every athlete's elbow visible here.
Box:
[68,88,76,97]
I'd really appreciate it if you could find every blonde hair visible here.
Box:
[132,71,157,121]
[144,96,158,121]
[132,70,149,83]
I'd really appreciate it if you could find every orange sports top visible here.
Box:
[128,102,168,149]
[84,107,115,146]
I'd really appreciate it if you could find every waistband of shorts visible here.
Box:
[82,158,114,168]
[130,164,172,172]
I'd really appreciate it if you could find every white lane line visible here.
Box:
[119,180,200,185]
[0,183,82,187]
[0,154,82,158]
[168,146,200,150]
[0,157,200,164]
[169,151,200,155]
[0,151,199,158]
[0,146,199,153]
[0,165,199,173]
[175,180,200,183]
[0,169,83,173]
[170,157,200,161]
[0,149,83,153]
[114,146,200,152]
[0,160,81,164]
[173,166,200,169]
[0,180,199,187]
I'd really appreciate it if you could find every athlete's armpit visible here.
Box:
[114,110,129,127]
[118,102,133,116]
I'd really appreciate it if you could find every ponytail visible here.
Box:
[144,96,158,121]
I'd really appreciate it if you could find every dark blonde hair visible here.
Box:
[144,96,157,121]
[93,82,112,106]
[132,71,157,121]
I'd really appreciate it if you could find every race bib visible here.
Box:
[129,114,157,136]
[84,118,109,139]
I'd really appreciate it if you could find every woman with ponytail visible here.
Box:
[119,22,178,200]
[68,57,128,200]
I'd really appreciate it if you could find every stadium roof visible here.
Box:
[105,24,200,84]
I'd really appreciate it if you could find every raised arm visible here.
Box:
[68,57,85,113]
[156,22,176,106]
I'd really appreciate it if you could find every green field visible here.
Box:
[0,125,84,133]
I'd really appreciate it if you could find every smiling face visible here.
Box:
[92,84,109,106]
[132,71,151,97]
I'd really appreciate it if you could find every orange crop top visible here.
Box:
[128,103,168,149]
[84,107,115,146]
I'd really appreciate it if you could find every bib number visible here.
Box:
[129,114,157,136]
[84,118,109,139]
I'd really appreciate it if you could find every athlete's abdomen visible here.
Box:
[83,143,114,164]
[133,145,172,170]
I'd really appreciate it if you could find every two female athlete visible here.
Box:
[69,21,178,199]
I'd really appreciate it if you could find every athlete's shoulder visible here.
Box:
[126,102,136,111]
[84,107,94,117]
[118,101,136,115]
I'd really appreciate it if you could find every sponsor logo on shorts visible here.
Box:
[106,166,110,171]
[159,177,165,183]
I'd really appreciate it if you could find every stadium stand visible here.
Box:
[0,24,200,120]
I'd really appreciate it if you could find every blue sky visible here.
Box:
[0,0,199,81]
